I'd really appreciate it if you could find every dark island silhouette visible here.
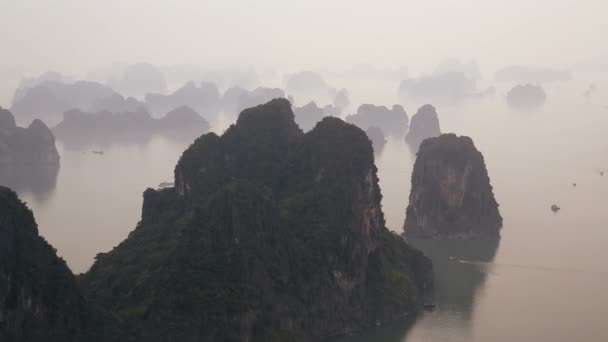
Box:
[0,107,60,194]
[0,187,90,342]
[404,133,502,239]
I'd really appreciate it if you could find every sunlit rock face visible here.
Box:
[404,134,502,239]
[345,104,409,137]
[506,84,547,109]
[0,187,88,342]
[82,98,432,342]
[405,104,441,152]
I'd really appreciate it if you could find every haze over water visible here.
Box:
[8,75,607,341]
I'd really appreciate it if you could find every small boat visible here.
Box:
[551,204,560,212]
[92,150,104,155]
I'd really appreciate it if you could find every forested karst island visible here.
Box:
[1,99,433,342]
[404,133,502,239]
[82,98,432,341]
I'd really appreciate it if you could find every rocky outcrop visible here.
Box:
[145,81,221,120]
[0,107,59,167]
[82,98,432,341]
[53,106,209,146]
[403,134,502,239]
[405,104,441,151]
[365,126,386,153]
[0,187,88,342]
[293,101,326,131]
[346,104,409,137]
[506,84,546,109]
[0,108,59,195]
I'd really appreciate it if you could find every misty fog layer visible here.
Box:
[2,1,608,341]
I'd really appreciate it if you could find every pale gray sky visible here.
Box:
[1,0,607,76]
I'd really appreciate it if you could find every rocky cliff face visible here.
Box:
[403,134,502,239]
[405,104,441,152]
[82,98,432,341]
[0,187,88,342]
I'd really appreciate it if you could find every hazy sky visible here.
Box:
[1,0,607,76]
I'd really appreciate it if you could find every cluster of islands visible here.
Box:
[3,59,599,341]
[1,88,506,341]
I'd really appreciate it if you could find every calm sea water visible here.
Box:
[6,79,608,341]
